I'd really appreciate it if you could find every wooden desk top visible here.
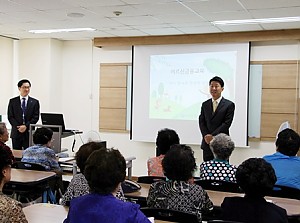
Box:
[125,183,300,216]
[12,149,23,160]
[10,168,56,184]
[23,203,171,223]
[23,203,68,223]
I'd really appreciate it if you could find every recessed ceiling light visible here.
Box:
[29,28,96,34]
[67,12,85,18]
[212,16,300,25]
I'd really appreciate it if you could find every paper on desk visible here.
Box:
[148,217,154,223]
[59,157,75,162]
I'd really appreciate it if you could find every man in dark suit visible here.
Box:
[7,79,40,150]
[199,76,235,161]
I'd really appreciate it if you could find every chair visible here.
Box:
[12,161,47,171]
[137,176,166,184]
[11,161,57,204]
[195,179,242,193]
[140,207,199,223]
[207,220,244,223]
[266,185,300,200]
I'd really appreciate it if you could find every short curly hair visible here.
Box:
[162,144,196,181]
[156,128,180,155]
[276,128,300,156]
[236,158,276,197]
[33,127,53,145]
[84,148,126,194]
[75,141,106,171]
[0,148,12,182]
[210,133,235,160]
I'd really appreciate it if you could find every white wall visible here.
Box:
[2,39,299,176]
[0,37,14,115]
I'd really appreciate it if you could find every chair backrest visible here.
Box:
[12,161,46,171]
[266,185,300,200]
[195,179,242,193]
[207,220,244,223]
[137,176,166,184]
[140,207,198,223]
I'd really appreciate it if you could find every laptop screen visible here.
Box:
[41,113,66,132]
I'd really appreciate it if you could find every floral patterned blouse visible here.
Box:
[21,144,61,171]
[147,180,213,222]
[0,192,28,223]
[147,154,165,177]
[61,173,126,206]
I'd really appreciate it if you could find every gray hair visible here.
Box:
[210,133,235,160]
[0,122,7,135]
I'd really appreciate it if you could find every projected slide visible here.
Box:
[149,51,236,120]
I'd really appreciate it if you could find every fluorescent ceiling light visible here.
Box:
[212,16,300,25]
[29,28,95,34]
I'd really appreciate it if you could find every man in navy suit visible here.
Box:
[199,76,235,161]
[7,79,40,150]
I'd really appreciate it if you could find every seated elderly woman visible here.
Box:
[0,122,15,163]
[64,148,150,223]
[0,148,27,222]
[21,127,64,197]
[21,127,61,172]
[147,128,180,176]
[199,133,237,183]
[147,144,213,222]
[221,158,288,223]
[61,142,125,206]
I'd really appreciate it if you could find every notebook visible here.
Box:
[41,113,74,133]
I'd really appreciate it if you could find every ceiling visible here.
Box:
[1,0,300,40]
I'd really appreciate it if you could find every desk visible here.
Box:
[125,183,300,216]
[59,156,136,180]
[24,203,68,223]
[4,169,56,202]
[12,149,23,161]
[23,203,171,223]
[10,168,56,184]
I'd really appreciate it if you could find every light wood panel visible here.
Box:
[261,113,297,141]
[259,60,299,140]
[99,108,126,130]
[100,88,127,108]
[99,63,129,132]
[94,29,300,47]
[261,89,297,113]
[100,64,127,87]
[262,63,298,89]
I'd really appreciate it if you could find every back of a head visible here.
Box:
[210,133,235,160]
[0,148,12,182]
[209,76,224,87]
[162,144,196,181]
[156,128,180,155]
[236,158,276,197]
[275,128,300,156]
[75,141,106,171]
[33,127,53,145]
[84,148,126,194]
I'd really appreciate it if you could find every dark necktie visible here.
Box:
[22,98,26,124]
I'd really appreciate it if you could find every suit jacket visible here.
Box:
[7,96,40,138]
[199,97,235,150]
[221,196,288,223]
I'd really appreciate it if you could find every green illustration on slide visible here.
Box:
[149,52,236,121]
[203,58,235,97]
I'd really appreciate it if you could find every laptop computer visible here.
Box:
[41,113,74,133]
